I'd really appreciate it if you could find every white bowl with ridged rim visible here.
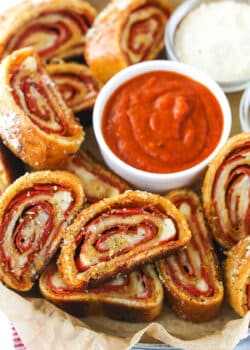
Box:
[93,60,232,193]
[240,87,250,132]
[165,0,250,93]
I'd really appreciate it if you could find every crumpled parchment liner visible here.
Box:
[0,282,249,350]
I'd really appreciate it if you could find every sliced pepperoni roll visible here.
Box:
[58,190,191,289]
[0,0,97,61]
[85,0,171,82]
[157,189,224,322]
[203,133,250,249]
[225,236,250,317]
[0,47,84,170]
[47,62,102,114]
[40,263,163,322]
[65,149,130,205]
[0,171,84,291]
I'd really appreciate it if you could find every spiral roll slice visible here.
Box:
[0,47,84,170]
[85,0,171,82]
[47,62,102,113]
[225,236,250,316]
[66,149,130,205]
[40,263,163,321]
[157,190,223,322]
[58,190,191,288]
[0,171,84,291]
[203,133,250,249]
[0,0,97,61]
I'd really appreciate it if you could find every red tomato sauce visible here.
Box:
[102,71,223,173]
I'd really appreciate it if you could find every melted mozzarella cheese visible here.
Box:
[53,191,72,212]
[159,218,176,241]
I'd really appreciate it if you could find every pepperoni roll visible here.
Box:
[47,62,102,114]
[157,189,224,322]
[0,47,84,170]
[0,171,84,291]
[203,133,250,249]
[85,0,171,82]
[65,149,130,205]
[40,263,163,322]
[225,236,250,317]
[0,0,97,61]
[58,190,191,289]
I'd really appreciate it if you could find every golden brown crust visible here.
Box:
[46,62,102,113]
[0,47,84,170]
[0,142,25,194]
[65,148,131,205]
[40,263,163,322]
[202,132,250,249]
[157,189,224,322]
[0,170,84,291]
[0,0,97,61]
[225,236,250,317]
[85,0,171,82]
[58,190,191,289]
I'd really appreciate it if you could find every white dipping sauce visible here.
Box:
[175,1,250,82]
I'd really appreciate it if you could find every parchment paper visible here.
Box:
[0,0,248,349]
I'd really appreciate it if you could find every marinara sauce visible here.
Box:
[102,71,223,173]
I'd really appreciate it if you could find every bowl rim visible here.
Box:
[93,59,232,181]
[240,87,250,132]
[165,0,250,93]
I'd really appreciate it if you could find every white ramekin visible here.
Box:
[165,0,250,93]
[93,60,232,193]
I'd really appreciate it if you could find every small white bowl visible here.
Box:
[240,87,250,132]
[165,0,250,93]
[93,60,231,193]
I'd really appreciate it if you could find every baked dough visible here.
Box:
[40,263,163,322]
[85,0,171,82]
[0,0,97,61]
[47,62,102,113]
[58,190,191,288]
[0,47,84,170]
[203,133,250,249]
[225,236,250,316]
[65,148,130,205]
[157,189,224,322]
[0,170,84,291]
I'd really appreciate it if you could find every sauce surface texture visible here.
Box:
[102,71,223,173]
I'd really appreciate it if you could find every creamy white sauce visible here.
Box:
[175,1,250,81]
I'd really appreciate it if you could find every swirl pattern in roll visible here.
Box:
[58,191,191,288]
[40,263,163,321]
[85,0,171,82]
[0,0,97,61]
[225,236,250,316]
[65,148,130,205]
[47,62,102,114]
[203,133,250,249]
[0,47,84,170]
[0,171,84,291]
[157,189,224,322]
